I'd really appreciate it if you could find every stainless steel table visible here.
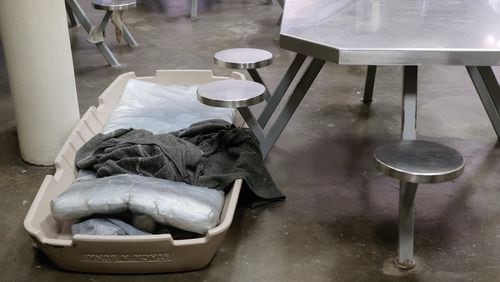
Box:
[279,0,500,138]
[198,1,498,265]
[245,0,499,268]
[238,0,500,158]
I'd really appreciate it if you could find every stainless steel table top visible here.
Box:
[280,0,500,65]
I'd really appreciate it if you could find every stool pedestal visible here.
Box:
[374,140,464,269]
[397,181,418,269]
[92,0,138,48]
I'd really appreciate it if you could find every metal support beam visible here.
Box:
[122,23,138,47]
[223,56,323,158]
[258,53,307,127]
[396,181,418,269]
[65,0,92,32]
[65,0,121,66]
[203,54,322,158]
[466,66,500,139]
[261,58,325,156]
[402,66,418,140]
[98,11,113,31]
[248,69,271,101]
[237,107,266,143]
[362,65,377,104]
[66,2,79,28]
[274,0,285,24]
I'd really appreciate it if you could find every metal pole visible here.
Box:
[122,23,138,47]
[65,0,93,32]
[248,69,271,101]
[65,0,121,66]
[65,2,79,27]
[397,181,418,269]
[191,0,198,19]
[258,53,306,127]
[362,65,377,104]
[261,58,325,156]
[402,66,418,140]
[98,11,113,30]
[237,107,266,143]
[466,66,500,139]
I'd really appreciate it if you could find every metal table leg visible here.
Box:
[99,11,113,31]
[362,65,377,104]
[275,0,285,25]
[248,69,271,101]
[66,2,79,28]
[260,58,325,156]
[95,43,120,66]
[122,24,138,47]
[65,0,121,66]
[110,10,138,47]
[230,55,324,158]
[258,54,306,127]
[402,66,418,140]
[238,107,266,143]
[191,0,198,19]
[466,66,500,139]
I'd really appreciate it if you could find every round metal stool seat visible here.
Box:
[92,0,137,11]
[214,48,273,69]
[197,80,266,108]
[374,140,464,184]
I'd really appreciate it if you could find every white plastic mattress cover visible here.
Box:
[102,79,235,134]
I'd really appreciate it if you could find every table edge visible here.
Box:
[279,33,500,66]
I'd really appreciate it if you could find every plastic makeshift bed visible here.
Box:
[24,70,245,274]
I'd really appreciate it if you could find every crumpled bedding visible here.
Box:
[76,128,203,184]
[52,80,283,236]
[75,119,285,207]
[51,174,225,234]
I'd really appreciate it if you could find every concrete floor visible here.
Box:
[1,0,499,281]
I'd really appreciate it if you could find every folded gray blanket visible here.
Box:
[72,218,151,236]
[75,119,285,207]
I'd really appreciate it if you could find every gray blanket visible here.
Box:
[72,218,151,236]
[76,119,285,207]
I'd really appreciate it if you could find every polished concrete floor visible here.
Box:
[0,1,499,281]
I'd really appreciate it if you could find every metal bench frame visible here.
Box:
[65,0,138,66]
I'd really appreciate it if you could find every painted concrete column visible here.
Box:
[0,0,80,165]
